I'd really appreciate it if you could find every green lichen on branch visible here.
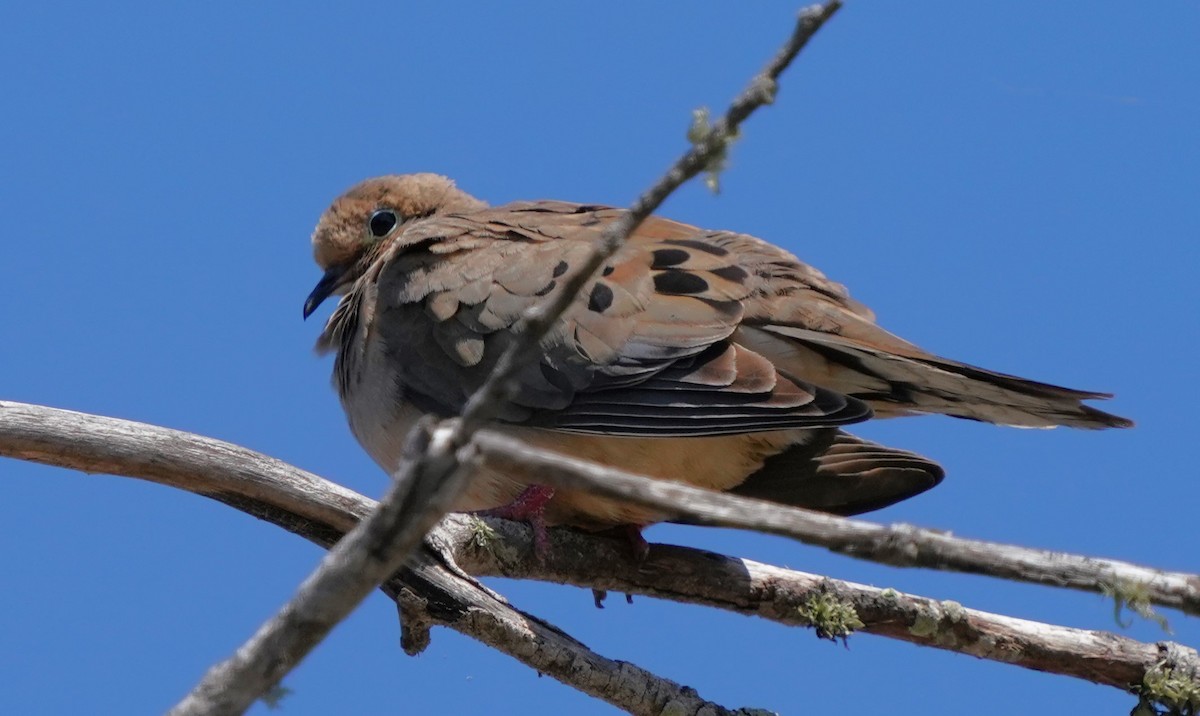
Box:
[686,107,740,194]
[466,515,499,552]
[907,600,966,648]
[1101,578,1172,633]
[1136,660,1200,716]
[796,584,864,645]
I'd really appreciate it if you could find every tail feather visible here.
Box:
[740,325,1132,430]
[727,430,944,516]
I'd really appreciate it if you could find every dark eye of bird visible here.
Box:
[368,209,398,238]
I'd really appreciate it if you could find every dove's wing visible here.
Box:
[371,201,869,436]
[701,231,1131,429]
[373,199,1129,434]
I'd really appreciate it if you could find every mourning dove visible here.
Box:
[303,174,1130,538]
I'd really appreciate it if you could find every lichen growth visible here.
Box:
[906,602,961,647]
[796,585,864,645]
[908,612,940,639]
[751,76,778,105]
[939,600,966,623]
[1137,660,1200,715]
[879,588,899,601]
[1100,578,1172,633]
[467,515,499,552]
[686,107,740,194]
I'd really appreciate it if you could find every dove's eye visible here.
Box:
[368,209,398,238]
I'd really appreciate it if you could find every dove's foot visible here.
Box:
[477,485,555,559]
[590,526,647,609]
[610,524,650,561]
[592,589,637,608]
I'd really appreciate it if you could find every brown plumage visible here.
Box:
[303,173,1130,531]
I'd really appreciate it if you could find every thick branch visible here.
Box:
[472,429,1200,617]
[0,400,739,716]
[3,399,1197,708]
[441,516,1200,696]
[387,556,760,716]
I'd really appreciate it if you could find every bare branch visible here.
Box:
[388,555,761,716]
[472,429,1200,618]
[0,400,745,715]
[440,516,1200,700]
[3,399,1197,710]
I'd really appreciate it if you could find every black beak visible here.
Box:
[303,266,346,320]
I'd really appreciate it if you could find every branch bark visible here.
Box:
[3,399,1197,712]
[441,517,1200,698]
[0,400,741,715]
[471,429,1200,618]
[387,556,763,716]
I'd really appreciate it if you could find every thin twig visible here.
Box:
[158,4,846,712]
[471,429,1200,617]
[456,0,843,437]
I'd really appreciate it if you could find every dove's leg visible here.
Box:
[476,484,555,558]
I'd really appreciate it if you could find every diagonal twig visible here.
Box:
[159,4,846,713]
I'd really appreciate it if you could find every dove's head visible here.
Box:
[303,173,486,318]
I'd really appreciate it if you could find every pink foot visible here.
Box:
[476,485,555,560]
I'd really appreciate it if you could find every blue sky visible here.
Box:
[2,2,1197,714]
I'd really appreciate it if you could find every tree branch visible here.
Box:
[3,399,1197,713]
[471,429,1200,618]
[0,400,743,715]
[439,517,1200,699]
[387,556,762,716]
[455,0,843,438]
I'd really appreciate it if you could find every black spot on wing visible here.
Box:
[653,271,709,295]
[711,265,749,282]
[552,260,569,278]
[651,248,690,268]
[588,282,615,313]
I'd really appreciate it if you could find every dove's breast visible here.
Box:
[336,315,813,528]
[338,341,425,477]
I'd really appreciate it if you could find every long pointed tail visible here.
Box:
[741,326,1132,429]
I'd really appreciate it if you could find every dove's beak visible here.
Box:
[303,266,346,319]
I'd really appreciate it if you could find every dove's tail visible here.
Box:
[724,430,944,516]
[739,326,1133,430]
